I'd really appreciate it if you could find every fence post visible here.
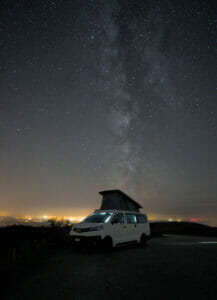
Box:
[12,247,16,266]
[25,242,29,262]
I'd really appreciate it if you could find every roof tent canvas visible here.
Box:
[99,190,142,212]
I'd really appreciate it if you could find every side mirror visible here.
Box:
[112,219,119,225]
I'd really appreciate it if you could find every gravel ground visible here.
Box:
[9,235,217,300]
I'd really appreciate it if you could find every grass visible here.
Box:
[0,224,71,297]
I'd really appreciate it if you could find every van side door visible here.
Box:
[125,213,138,242]
[136,214,149,238]
[110,213,126,245]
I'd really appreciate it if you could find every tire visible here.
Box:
[140,234,147,247]
[101,236,113,251]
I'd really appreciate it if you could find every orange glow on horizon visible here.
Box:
[6,212,183,223]
[1,210,216,226]
[21,215,86,223]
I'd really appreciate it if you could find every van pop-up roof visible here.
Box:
[99,190,142,212]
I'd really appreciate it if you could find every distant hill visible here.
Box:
[0,216,20,227]
[150,221,217,237]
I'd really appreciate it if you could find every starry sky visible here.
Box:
[1,0,217,225]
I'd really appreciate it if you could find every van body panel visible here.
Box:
[70,209,150,248]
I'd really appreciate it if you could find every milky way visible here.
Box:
[1,0,217,225]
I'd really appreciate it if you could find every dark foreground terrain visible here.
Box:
[8,235,217,300]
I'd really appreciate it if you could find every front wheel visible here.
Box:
[101,236,113,251]
[140,234,147,247]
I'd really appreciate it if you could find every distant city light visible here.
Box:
[190,217,198,223]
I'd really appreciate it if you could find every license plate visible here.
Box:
[75,238,80,242]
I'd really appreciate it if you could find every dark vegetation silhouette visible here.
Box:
[150,221,217,237]
[0,221,71,297]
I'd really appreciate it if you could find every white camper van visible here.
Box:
[70,190,150,248]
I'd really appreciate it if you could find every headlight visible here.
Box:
[89,226,103,231]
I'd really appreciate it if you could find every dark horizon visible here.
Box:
[1,0,217,226]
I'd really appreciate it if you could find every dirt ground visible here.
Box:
[9,235,217,300]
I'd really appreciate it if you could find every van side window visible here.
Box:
[126,213,137,224]
[112,213,124,224]
[137,214,147,223]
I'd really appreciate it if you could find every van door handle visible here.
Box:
[123,226,126,228]
[134,224,137,227]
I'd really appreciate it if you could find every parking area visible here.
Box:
[10,235,217,300]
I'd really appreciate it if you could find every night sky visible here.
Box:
[1,0,217,225]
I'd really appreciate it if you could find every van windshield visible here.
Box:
[83,212,113,223]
